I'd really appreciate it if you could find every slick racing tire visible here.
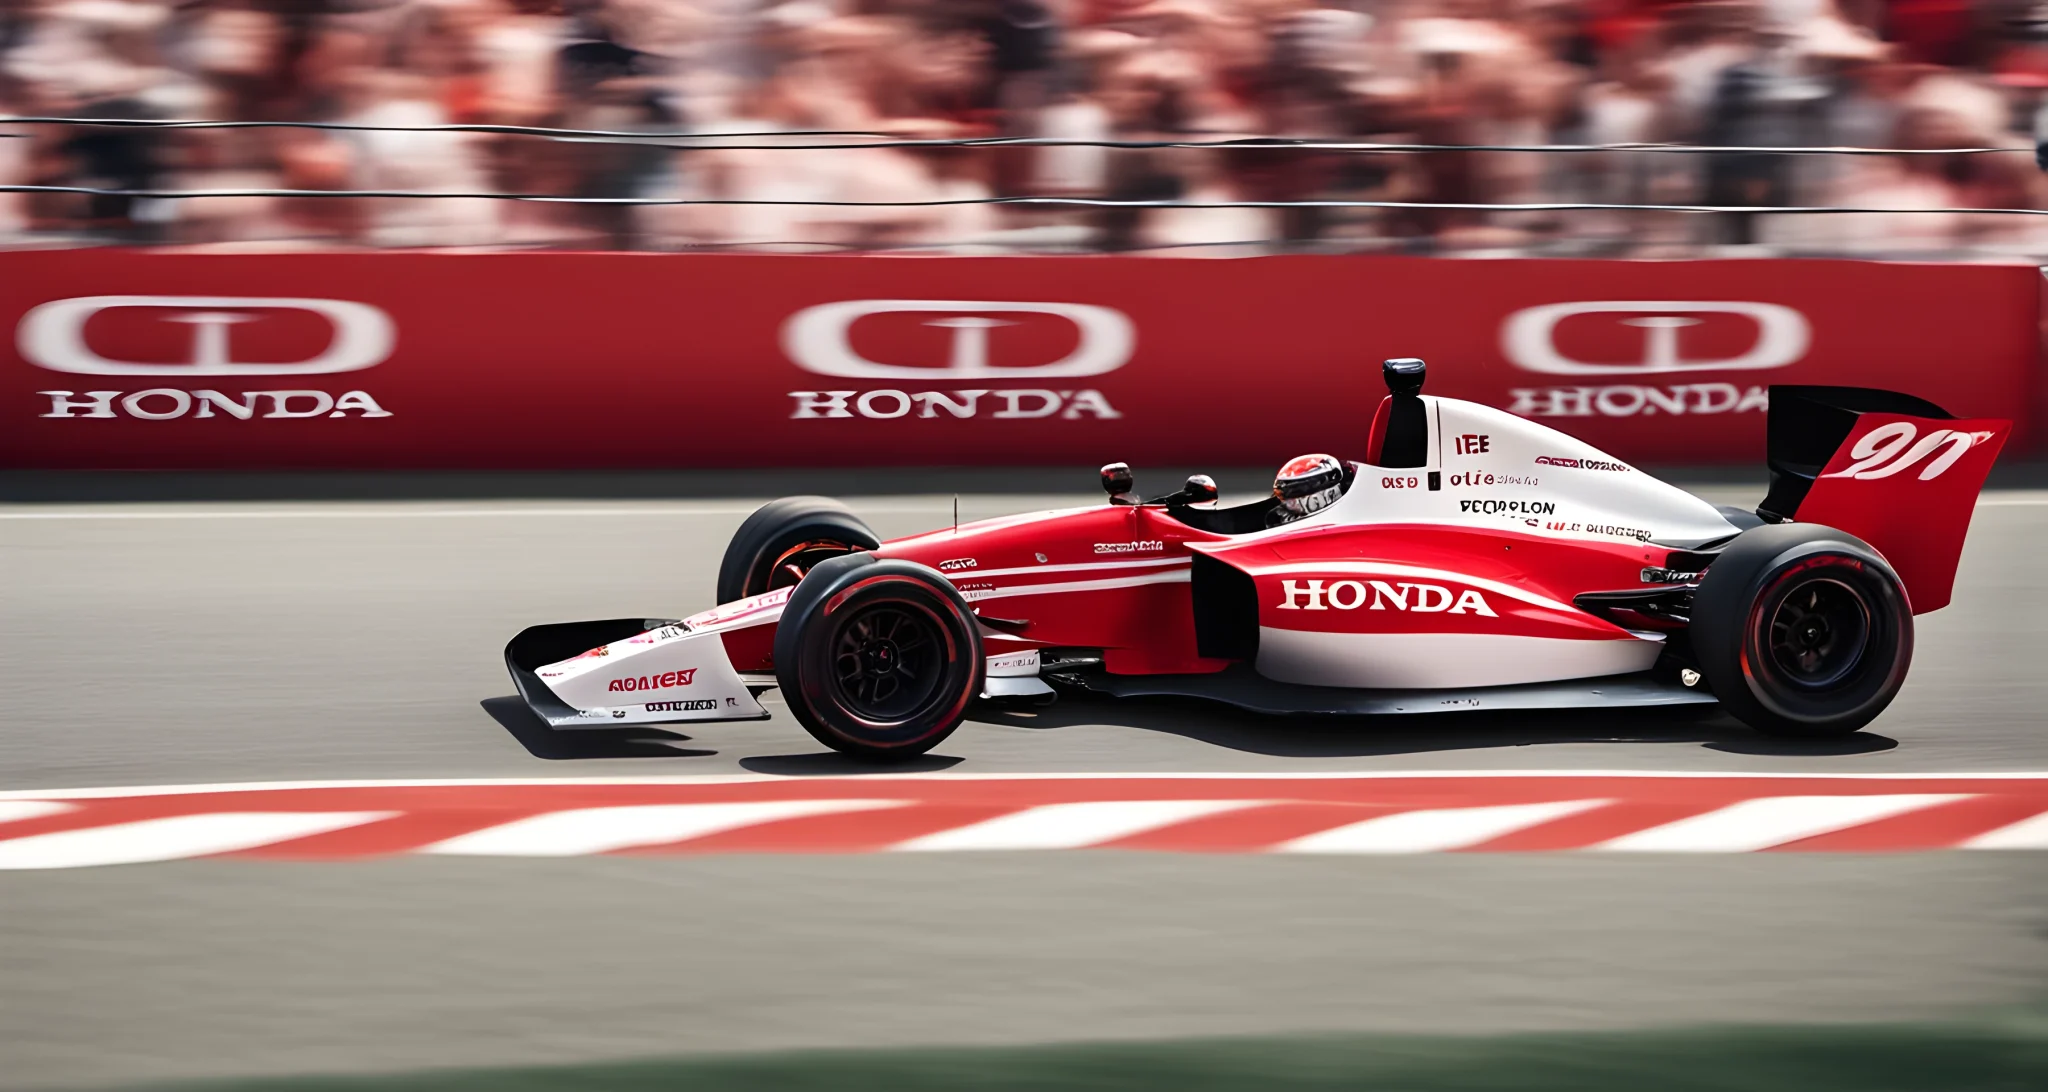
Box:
[717,496,880,604]
[774,554,984,761]
[1690,523,1913,738]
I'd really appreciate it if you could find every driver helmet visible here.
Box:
[1273,453,1345,522]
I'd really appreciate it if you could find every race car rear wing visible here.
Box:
[1759,386,2008,614]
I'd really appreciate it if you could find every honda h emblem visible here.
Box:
[1500,300,1811,376]
[781,299,1135,380]
[17,296,396,376]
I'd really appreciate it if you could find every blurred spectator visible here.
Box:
[1,0,2046,255]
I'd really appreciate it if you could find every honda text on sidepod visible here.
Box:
[507,359,2007,759]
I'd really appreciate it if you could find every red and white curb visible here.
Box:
[3,773,2047,869]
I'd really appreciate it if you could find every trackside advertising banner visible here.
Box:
[0,251,2035,469]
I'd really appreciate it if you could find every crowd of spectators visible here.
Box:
[5,0,2048,255]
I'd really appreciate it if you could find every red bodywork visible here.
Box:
[719,501,1676,677]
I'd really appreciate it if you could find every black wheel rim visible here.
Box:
[1764,577,1871,690]
[830,601,946,723]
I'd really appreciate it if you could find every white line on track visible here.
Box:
[1596,794,1964,852]
[0,502,962,521]
[0,811,395,870]
[1962,810,2048,849]
[895,800,1265,851]
[1278,800,1609,854]
[421,800,900,857]
[6,773,2048,801]
[0,800,73,824]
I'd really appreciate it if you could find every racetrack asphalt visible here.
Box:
[3,481,2047,1088]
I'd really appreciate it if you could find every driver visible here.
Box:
[1268,453,1347,526]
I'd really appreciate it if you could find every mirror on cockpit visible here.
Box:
[1100,462,1137,505]
[1177,474,1219,506]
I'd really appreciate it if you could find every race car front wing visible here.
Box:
[504,617,769,728]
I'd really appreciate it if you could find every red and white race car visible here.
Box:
[507,359,2008,760]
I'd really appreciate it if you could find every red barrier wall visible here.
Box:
[1,251,2036,470]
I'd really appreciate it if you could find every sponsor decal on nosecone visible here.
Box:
[607,669,698,693]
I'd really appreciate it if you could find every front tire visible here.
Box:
[1691,523,1913,737]
[773,554,983,761]
[717,496,879,604]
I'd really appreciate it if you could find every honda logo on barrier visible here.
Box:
[18,296,395,376]
[781,299,1135,380]
[1500,301,1810,376]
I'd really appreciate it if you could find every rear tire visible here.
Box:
[717,497,879,604]
[774,554,983,761]
[1691,523,1912,737]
